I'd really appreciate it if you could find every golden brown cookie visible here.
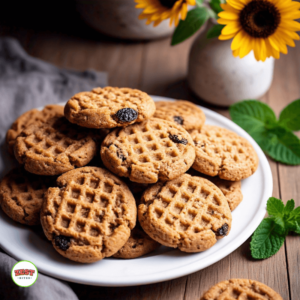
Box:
[40,167,137,263]
[14,116,97,176]
[101,118,196,184]
[0,168,55,225]
[154,100,205,131]
[6,105,64,154]
[201,279,283,300]
[191,125,259,181]
[113,222,160,259]
[138,174,232,253]
[187,169,243,211]
[64,87,156,129]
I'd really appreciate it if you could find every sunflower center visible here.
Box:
[159,0,178,8]
[239,0,281,38]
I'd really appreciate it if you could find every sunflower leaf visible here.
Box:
[206,24,225,39]
[230,100,300,165]
[209,0,223,14]
[278,99,300,131]
[171,7,209,46]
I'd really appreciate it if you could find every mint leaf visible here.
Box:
[284,199,295,215]
[250,218,286,259]
[279,99,300,131]
[171,8,209,46]
[267,197,284,217]
[206,24,224,39]
[289,206,300,221]
[230,101,300,165]
[294,222,300,235]
[209,0,223,14]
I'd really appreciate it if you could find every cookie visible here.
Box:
[14,116,97,176]
[191,125,259,181]
[187,169,243,211]
[64,87,156,129]
[154,100,205,131]
[201,279,283,300]
[0,168,55,225]
[113,222,160,259]
[138,174,232,253]
[40,167,137,263]
[101,118,196,184]
[6,105,64,154]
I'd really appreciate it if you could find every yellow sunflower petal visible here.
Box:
[231,30,247,50]
[217,18,237,25]
[218,11,239,20]
[268,35,280,51]
[238,36,253,58]
[220,3,240,14]
[187,0,196,5]
[281,11,300,20]
[222,22,241,35]
[227,0,246,10]
[180,2,188,20]
[219,33,237,40]
[266,39,280,59]
[279,20,300,31]
[232,49,240,57]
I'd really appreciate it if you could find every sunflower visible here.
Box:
[135,0,196,27]
[218,0,300,61]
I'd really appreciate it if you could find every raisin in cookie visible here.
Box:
[191,125,259,181]
[201,279,283,300]
[101,118,195,184]
[0,168,55,225]
[6,105,64,154]
[14,116,97,176]
[40,167,137,263]
[64,87,156,129]
[138,174,232,253]
[154,100,205,131]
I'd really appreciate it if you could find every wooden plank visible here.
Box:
[271,43,300,300]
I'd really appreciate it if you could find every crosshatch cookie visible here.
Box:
[138,174,232,253]
[113,222,160,259]
[64,87,156,129]
[191,125,259,181]
[14,116,97,176]
[187,169,243,211]
[154,100,205,131]
[101,118,196,184]
[6,105,64,154]
[40,167,137,263]
[201,279,283,300]
[0,168,55,225]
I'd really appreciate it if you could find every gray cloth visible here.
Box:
[0,37,108,299]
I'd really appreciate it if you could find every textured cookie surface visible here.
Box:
[113,222,160,259]
[138,174,232,253]
[0,168,54,225]
[154,100,205,131]
[6,105,64,154]
[40,167,137,263]
[187,169,243,211]
[191,125,259,181]
[14,116,97,176]
[101,118,196,184]
[201,279,283,300]
[64,87,156,129]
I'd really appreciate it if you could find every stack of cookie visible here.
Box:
[0,87,259,263]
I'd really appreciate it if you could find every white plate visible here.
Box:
[0,96,273,287]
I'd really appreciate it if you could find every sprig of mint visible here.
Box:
[250,197,300,259]
[230,99,300,165]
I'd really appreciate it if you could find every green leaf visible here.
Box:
[209,0,223,14]
[196,0,204,6]
[278,99,300,131]
[171,8,209,46]
[267,197,284,217]
[250,218,286,259]
[289,206,300,221]
[284,199,295,215]
[206,24,225,39]
[230,100,300,165]
[294,222,300,235]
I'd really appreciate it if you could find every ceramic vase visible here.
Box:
[187,23,275,106]
[75,0,174,40]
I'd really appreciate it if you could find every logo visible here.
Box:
[11,261,38,287]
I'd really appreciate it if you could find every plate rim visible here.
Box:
[0,95,273,286]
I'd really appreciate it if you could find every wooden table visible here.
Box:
[1,8,299,299]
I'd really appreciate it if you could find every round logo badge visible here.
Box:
[11,260,38,287]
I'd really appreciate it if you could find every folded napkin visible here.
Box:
[0,37,107,299]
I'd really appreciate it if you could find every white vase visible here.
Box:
[187,24,275,106]
[75,0,174,40]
